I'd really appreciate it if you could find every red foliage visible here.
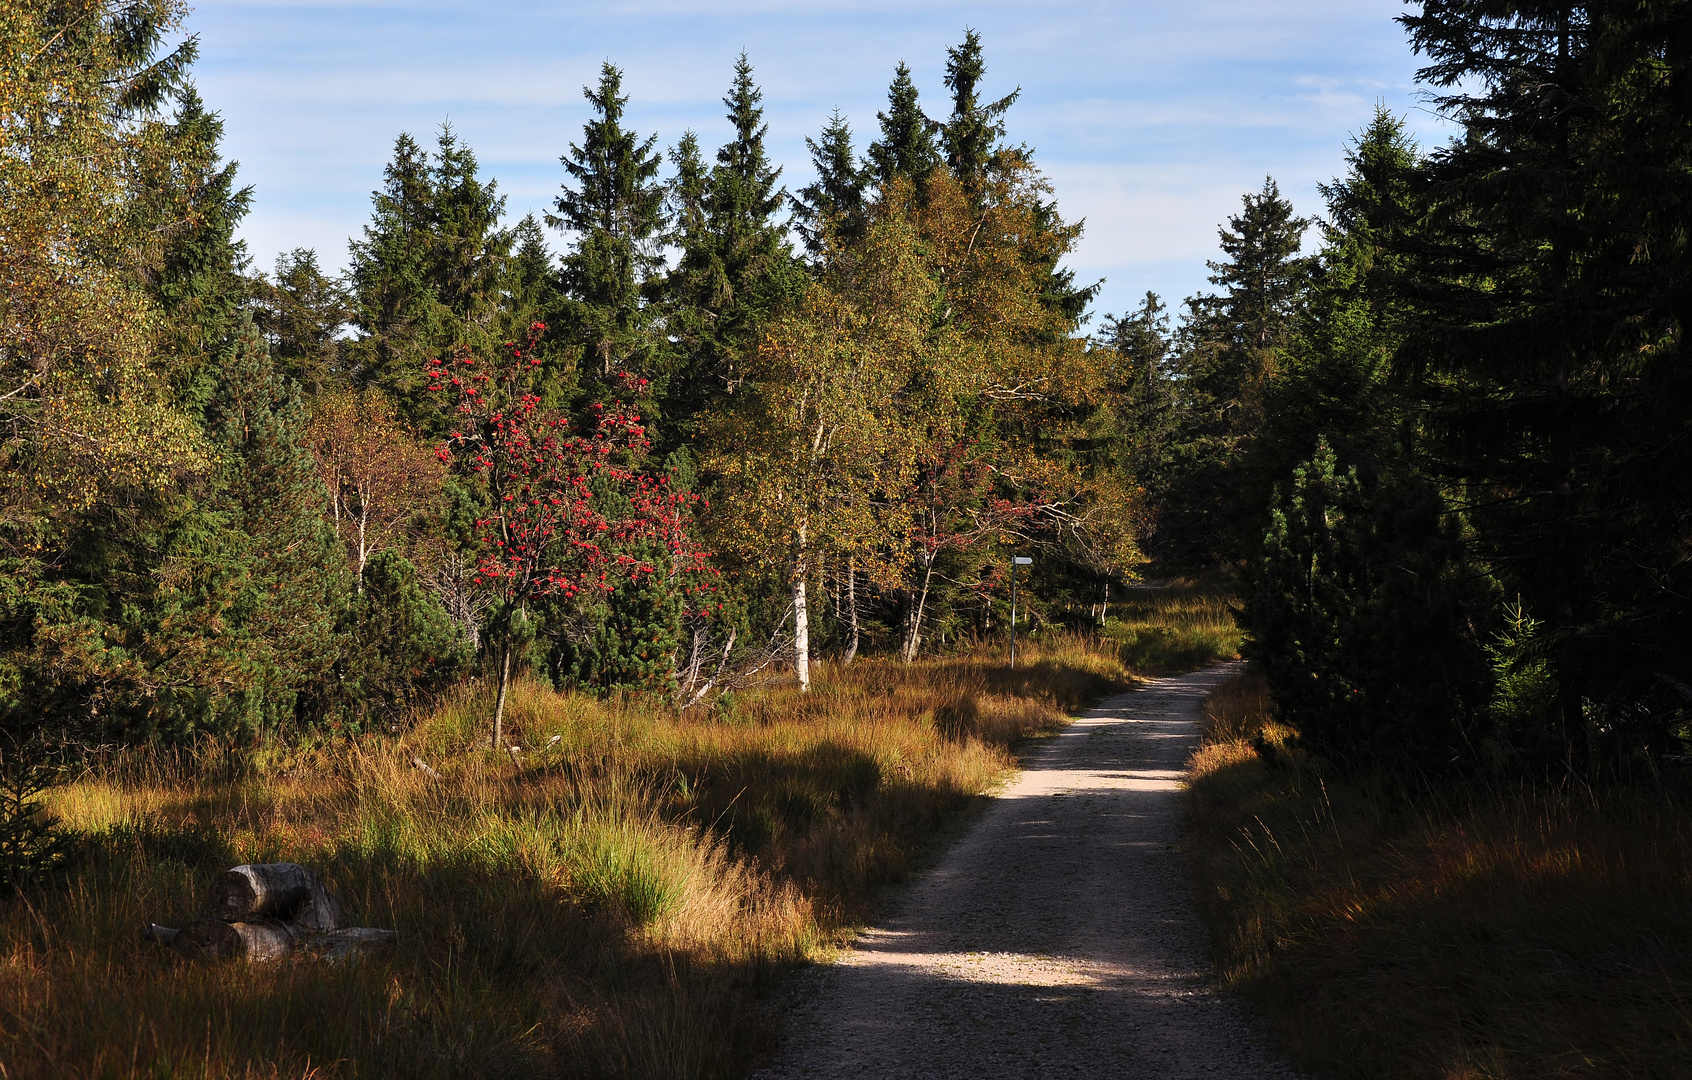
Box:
[431,324,716,616]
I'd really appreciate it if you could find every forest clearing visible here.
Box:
[5,0,1692,1077]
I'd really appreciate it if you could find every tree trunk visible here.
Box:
[902,557,935,664]
[794,524,811,692]
[844,558,860,664]
[493,643,513,748]
[212,862,346,930]
[172,918,296,962]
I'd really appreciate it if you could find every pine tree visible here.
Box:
[549,62,667,392]
[194,315,347,734]
[792,110,870,256]
[867,62,939,187]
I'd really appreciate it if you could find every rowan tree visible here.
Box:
[433,325,713,741]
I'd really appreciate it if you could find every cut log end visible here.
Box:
[212,864,346,931]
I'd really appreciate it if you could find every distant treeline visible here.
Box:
[3,1,1688,772]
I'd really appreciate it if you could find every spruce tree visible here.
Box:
[147,85,255,416]
[1395,0,1692,759]
[348,127,511,429]
[549,62,667,392]
[1160,178,1311,567]
[664,56,801,433]
[259,248,352,394]
[867,62,939,187]
[937,29,1019,189]
[347,133,447,393]
[792,110,870,256]
[1094,292,1176,496]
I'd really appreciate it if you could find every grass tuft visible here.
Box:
[1184,668,1692,1079]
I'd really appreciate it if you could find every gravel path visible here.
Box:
[754,662,1300,1079]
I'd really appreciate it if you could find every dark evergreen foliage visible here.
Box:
[1159,178,1312,568]
[146,85,255,416]
[549,62,668,394]
[937,29,1019,189]
[1393,0,1692,761]
[664,55,803,434]
[867,61,939,186]
[348,127,513,428]
[792,110,870,256]
[258,248,352,394]
[336,551,468,725]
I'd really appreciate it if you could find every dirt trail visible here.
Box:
[754,662,1299,1079]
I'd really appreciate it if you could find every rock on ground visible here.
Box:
[754,662,1301,1080]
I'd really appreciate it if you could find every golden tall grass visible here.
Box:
[0,634,1130,1079]
[1184,669,1692,1079]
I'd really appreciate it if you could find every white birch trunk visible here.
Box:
[902,556,935,664]
[793,523,811,692]
[844,558,859,664]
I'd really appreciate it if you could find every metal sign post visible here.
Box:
[1010,555,1032,668]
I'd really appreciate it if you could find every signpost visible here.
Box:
[1010,555,1032,668]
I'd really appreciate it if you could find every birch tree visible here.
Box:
[708,213,931,690]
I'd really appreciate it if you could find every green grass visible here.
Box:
[1,633,1133,1079]
[1185,670,1692,1079]
[1103,581,1242,673]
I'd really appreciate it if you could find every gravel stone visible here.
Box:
[754,662,1302,1079]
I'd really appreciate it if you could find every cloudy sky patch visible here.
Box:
[192,0,1446,324]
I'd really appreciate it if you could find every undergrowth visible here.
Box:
[1184,669,1692,1079]
[0,634,1130,1079]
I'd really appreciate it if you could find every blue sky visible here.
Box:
[192,0,1450,327]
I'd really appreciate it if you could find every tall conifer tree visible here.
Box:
[867,62,939,187]
[792,110,870,256]
[549,62,667,392]
[348,127,511,427]
[937,29,1019,190]
[1396,0,1692,758]
[665,56,800,431]
[146,86,255,416]
[1161,178,1311,567]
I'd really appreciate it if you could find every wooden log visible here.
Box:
[212,863,347,931]
[143,923,179,945]
[170,918,296,961]
[309,926,398,962]
[150,920,394,962]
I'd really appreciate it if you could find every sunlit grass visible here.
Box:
[1184,669,1692,1079]
[4,633,1131,1079]
[1103,580,1243,673]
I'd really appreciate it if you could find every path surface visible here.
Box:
[755,662,1299,1080]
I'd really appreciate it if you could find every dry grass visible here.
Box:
[1104,581,1243,674]
[1184,669,1692,1079]
[0,634,1131,1079]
